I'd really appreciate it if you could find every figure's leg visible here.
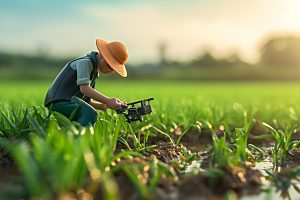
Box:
[71,97,98,127]
[50,97,98,127]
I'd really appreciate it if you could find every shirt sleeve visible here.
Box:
[70,59,94,85]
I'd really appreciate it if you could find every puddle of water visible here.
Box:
[185,143,300,200]
[241,181,300,200]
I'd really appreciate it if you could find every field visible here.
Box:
[1,80,300,200]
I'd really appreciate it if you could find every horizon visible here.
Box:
[1,0,300,65]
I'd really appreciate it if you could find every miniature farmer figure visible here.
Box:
[44,39,128,127]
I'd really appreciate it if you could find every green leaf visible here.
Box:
[13,141,45,196]
[10,109,20,126]
[1,110,20,137]
[0,138,11,149]
[292,141,300,151]
[143,130,150,148]
[69,101,83,121]
[138,145,157,152]
[262,122,280,141]
[47,103,53,119]
[221,121,233,136]
[286,125,297,151]
[185,153,196,162]
[53,111,73,127]
[33,106,44,126]
[228,144,238,150]
[248,144,266,155]
[128,123,142,149]
[254,134,274,139]
[176,124,191,146]
[245,119,255,142]
[0,128,11,140]
[149,169,164,194]
[52,111,79,134]
[182,146,188,157]
[19,108,29,131]
[110,151,144,163]
[265,170,280,187]
[117,136,131,150]
[199,119,215,134]
[289,166,300,178]
[27,115,46,137]
[235,128,245,138]
[151,126,175,144]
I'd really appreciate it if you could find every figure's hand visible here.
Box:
[120,99,127,106]
[106,98,122,110]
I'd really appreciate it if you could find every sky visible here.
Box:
[0,0,300,65]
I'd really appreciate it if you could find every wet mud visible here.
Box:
[2,121,300,200]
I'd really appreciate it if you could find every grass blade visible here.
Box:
[254,134,273,139]
[27,115,46,137]
[117,136,131,150]
[262,122,280,141]
[69,101,83,121]
[248,144,266,155]
[245,119,255,141]
[19,108,29,131]
[1,110,20,137]
[286,125,297,151]
[176,124,191,146]
[128,123,142,149]
[151,126,175,144]
[139,145,157,152]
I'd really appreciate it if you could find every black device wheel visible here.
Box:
[139,115,143,122]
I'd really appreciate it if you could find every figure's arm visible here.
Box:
[89,100,108,111]
[80,84,121,110]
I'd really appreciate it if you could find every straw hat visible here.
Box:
[96,39,128,77]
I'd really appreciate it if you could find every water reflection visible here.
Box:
[241,182,300,200]
[186,144,300,200]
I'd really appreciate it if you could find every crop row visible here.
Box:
[1,102,300,199]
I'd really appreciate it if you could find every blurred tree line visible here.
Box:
[1,35,300,81]
[159,35,300,69]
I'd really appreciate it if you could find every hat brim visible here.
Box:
[96,39,127,77]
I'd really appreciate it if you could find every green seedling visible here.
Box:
[11,115,146,200]
[172,152,197,171]
[117,124,156,152]
[234,119,255,163]
[248,144,266,155]
[262,122,297,166]
[176,120,202,146]
[221,121,237,143]
[210,132,239,169]
[0,108,33,141]
[151,125,175,144]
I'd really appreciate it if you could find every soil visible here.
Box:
[112,129,268,200]
[279,149,300,167]
[0,166,21,199]
[2,122,300,200]
[0,147,15,166]
[90,157,264,200]
[180,162,264,200]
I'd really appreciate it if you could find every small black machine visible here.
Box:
[115,98,154,123]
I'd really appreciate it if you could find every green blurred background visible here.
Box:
[1,0,300,81]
